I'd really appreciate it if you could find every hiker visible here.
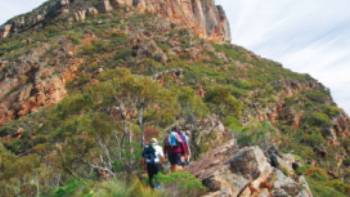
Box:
[180,129,191,165]
[163,127,189,171]
[142,138,164,188]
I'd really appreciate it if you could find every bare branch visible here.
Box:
[89,163,116,177]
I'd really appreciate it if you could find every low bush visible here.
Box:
[157,172,206,197]
[305,90,329,103]
[304,112,333,128]
[204,84,242,117]
[307,177,348,197]
[225,116,243,132]
[51,178,163,197]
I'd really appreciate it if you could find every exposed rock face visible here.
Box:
[188,140,313,197]
[0,24,12,39]
[0,0,230,42]
[0,39,81,126]
[132,0,231,42]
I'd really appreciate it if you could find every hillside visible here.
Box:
[0,0,349,196]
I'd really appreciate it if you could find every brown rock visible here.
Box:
[132,0,231,42]
[0,24,12,39]
[230,147,273,181]
[188,140,313,197]
[0,53,81,126]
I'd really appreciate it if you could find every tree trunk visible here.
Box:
[138,104,144,148]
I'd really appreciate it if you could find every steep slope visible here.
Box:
[0,0,349,196]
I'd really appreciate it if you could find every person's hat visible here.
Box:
[151,138,158,144]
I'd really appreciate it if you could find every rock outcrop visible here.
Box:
[0,38,81,126]
[0,0,231,42]
[188,140,313,197]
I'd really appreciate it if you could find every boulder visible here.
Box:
[188,140,313,197]
[272,170,300,196]
[230,147,273,181]
[297,176,314,197]
[188,140,248,197]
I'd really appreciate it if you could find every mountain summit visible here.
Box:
[0,0,349,196]
[0,0,231,42]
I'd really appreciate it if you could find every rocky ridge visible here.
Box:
[0,0,230,42]
[188,139,313,197]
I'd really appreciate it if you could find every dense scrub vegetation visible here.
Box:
[0,9,349,196]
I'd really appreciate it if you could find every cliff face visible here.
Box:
[131,0,231,42]
[0,0,231,42]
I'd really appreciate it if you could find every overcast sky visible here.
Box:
[1,0,349,114]
[217,0,350,114]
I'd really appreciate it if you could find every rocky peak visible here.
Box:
[0,0,231,42]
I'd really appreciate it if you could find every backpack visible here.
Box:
[179,132,188,145]
[168,132,179,147]
[143,145,156,164]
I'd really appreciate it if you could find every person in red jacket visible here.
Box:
[163,127,189,171]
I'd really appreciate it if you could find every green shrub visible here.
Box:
[232,79,252,90]
[56,93,93,118]
[175,86,209,119]
[51,178,163,197]
[301,131,326,148]
[236,121,277,147]
[52,179,85,197]
[237,130,269,147]
[304,112,333,128]
[81,40,109,55]
[157,172,206,197]
[323,105,341,117]
[205,84,242,117]
[306,167,329,182]
[305,90,329,103]
[327,179,350,195]
[343,158,350,167]
[225,116,243,132]
[307,177,348,197]
[213,44,248,62]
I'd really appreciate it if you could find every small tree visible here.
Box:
[93,68,179,171]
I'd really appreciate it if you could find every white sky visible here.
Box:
[1,0,349,114]
[217,0,350,114]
